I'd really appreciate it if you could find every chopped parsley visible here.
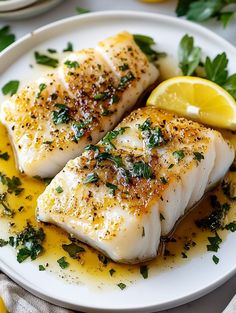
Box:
[36,83,47,99]
[138,119,166,148]
[101,127,128,150]
[140,265,148,279]
[39,264,45,271]
[62,242,85,258]
[196,195,230,231]
[193,152,204,161]
[225,222,236,232]
[109,268,116,276]
[106,182,118,196]
[34,51,59,68]
[55,186,63,193]
[64,60,80,69]
[63,42,73,52]
[132,161,152,179]
[160,176,168,184]
[52,103,71,125]
[0,193,14,217]
[96,152,124,168]
[98,254,110,265]
[83,173,99,184]
[9,223,45,263]
[207,232,222,252]
[0,25,15,52]
[93,92,109,101]
[173,150,185,162]
[84,144,99,152]
[117,282,126,290]
[2,80,19,96]
[160,213,165,221]
[0,152,9,161]
[0,239,8,247]
[72,117,92,141]
[111,94,120,104]
[76,7,90,14]
[0,172,24,195]
[212,255,219,264]
[47,48,57,54]
[119,71,135,88]
[221,179,236,200]
[119,63,129,71]
[57,256,69,269]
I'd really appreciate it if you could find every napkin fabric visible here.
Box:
[223,295,236,313]
[0,273,75,313]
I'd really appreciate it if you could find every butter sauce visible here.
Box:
[0,121,236,290]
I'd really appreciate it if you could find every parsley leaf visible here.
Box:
[52,104,71,125]
[193,152,204,161]
[64,60,79,69]
[101,127,128,150]
[205,52,228,85]
[0,25,15,52]
[0,192,14,217]
[109,268,116,276]
[36,83,47,99]
[225,221,236,232]
[39,264,46,271]
[2,80,19,96]
[140,265,148,279]
[76,7,90,14]
[117,282,126,290]
[55,186,63,193]
[207,232,222,252]
[72,117,92,141]
[212,255,219,264]
[62,242,85,258]
[178,34,201,76]
[106,182,118,196]
[0,239,8,247]
[35,51,59,68]
[0,172,24,195]
[63,42,73,52]
[132,161,152,179]
[57,256,69,269]
[83,173,99,184]
[173,150,185,162]
[0,152,9,161]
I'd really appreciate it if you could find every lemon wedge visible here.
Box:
[147,76,236,130]
[0,297,7,313]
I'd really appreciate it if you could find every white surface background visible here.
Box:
[0,1,236,312]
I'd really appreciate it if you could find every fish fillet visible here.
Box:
[37,107,234,263]
[0,32,158,177]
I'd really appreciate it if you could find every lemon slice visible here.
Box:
[147,76,236,130]
[0,297,7,313]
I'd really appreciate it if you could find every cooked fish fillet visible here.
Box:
[0,32,159,177]
[37,107,234,263]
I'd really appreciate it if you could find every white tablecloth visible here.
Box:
[0,1,236,312]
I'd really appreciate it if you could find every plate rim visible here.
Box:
[0,0,38,12]
[0,10,236,312]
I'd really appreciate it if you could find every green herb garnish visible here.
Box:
[52,103,71,125]
[57,256,69,269]
[101,127,128,150]
[63,42,73,52]
[47,48,57,54]
[173,150,185,162]
[132,161,152,179]
[0,239,8,247]
[98,254,110,265]
[76,7,90,14]
[176,0,236,27]
[111,94,120,104]
[119,72,135,88]
[35,51,59,68]
[55,186,63,193]
[139,119,166,148]
[225,221,236,232]
[193,152,204,161]
[96,152,124,168]
[106,182,118,196]
[178,34,201,76]
[2,80,19,96]
[109,268,116,276]
[39,264,45,271]
[64,60,79,69]
[83,173,99,184]
[9,223,45,263]
[140,265,148,279]
[119,63,129,71]
[0,172,24,195]
[117,282,126,290]
[36,83,47,99]
[62,242,85,258]
[0,25,15,52]
[0,193,14,217]
[72,117,92,141]
[0,152,9,161]
[212,255,219,264]
[207,232,222,252]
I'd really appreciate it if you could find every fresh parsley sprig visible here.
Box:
[0,25,15,52]
[178,34,236,100]
[176,0,236,27]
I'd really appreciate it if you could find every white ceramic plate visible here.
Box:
[0,0,63,20]
[0,0,37,12]
[0,11,236,313]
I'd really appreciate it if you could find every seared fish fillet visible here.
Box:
[37,107,234,263]
[0,32,158,177]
